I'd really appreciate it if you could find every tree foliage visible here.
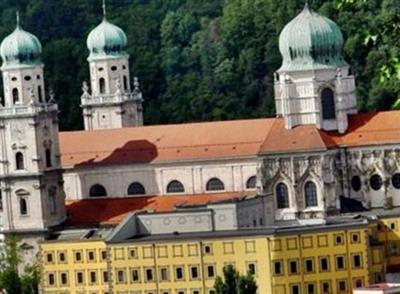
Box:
[214,265,257,294]
[0,235,40,294]
[0,0,397,130]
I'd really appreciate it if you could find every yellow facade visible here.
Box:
[40,223,374,294]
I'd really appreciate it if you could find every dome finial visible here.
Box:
[16,11,20,28]
[102,0,107,20]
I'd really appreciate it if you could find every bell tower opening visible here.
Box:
[321,88,336,120]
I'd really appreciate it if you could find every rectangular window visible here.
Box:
[160,267,169,281]
[48,273,55,285]
[190,266,199,279]
[319,257,329,272]
[337,280,347,293]
[291,284,300,294]
[87,250,95,262]
[90,271,97,283]
[321,281,331,294]
[273,261,283,275]
[76,272,84,284]
[207,265,215,278]
[175,266,184,280]
[334,234,344,245]
[247,263,256,275]
[101,250,107,261]
[351,233,360,243]
[131,268,140,282]
[59,252,66,263]
[46,253,53,263]
[289,260,298,274]
[352,254,362,268]
[74,251,82,262]
[103,271,109,283]
[304,258,314,273]
[60,273,68,285]
[306,283,315,294]
[117,270,125,283]
[145,268,154,281]
[336,256,346,270]
[203,244,212,255]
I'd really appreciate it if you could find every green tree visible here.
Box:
[0,235,40,294]
[214,265,257,294]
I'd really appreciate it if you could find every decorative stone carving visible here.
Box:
[81,81,90,98]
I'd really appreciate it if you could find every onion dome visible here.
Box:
[0,16,42,69]
[278,3,347,72]
[86,18,128,61]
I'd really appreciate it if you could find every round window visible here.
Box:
[11,77,17,81]
[98,67,104,72]
[111,66,117,71]
[351,176,362,192]
[24,76,31,81]
[392,174,400,189]
[370,175,383,191]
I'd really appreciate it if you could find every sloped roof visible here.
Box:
[65,192,247,227]
[59,118,275,167]
[259,118,337,154]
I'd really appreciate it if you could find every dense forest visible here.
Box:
[0,0,398,130]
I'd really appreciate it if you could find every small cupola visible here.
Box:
[0,13,42,69]
[86,3,127,61]
[278,3,347,72]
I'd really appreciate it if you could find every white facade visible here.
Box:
[81,56,143,131]
[63,158,258,199]
[274,67,357,133]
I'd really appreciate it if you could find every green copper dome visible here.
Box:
[278,3,347,72]
[0,24,42,69]
[87,18,128,60]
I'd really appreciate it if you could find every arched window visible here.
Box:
[89,184,107,197]
[16,152,24,170]
[127,182,146,195]
[20,198,28,215]
[321,88,336,120]
[166,180,185,194]
[123,76,128,91]
[0,190,3,211]
[99,78,106,94]
[370,175,383,191]
[206,178,225,191]
[351,176,362,192]
[12,88,19,104]
[276,183,289,209]
[45,149,52,168]
[393,174,400,190]
[38,86,43,102]
[304,181,318,207]
[246,176,257,189]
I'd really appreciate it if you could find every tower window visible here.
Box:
[20,198,28,215]
[246,176,256,189]
[16,152,24,170]
[0,190,3,211]
[304,181,318,207]
[12,88,19,104]
[127,182,146,195]
[206,178,225,191]
[99,78,106,94]
[48,187,57,215]
[392,174,400,189]
[321,88,336,120]
[24,76,31,81]
[111,66,117,71]
[45,149,52,167]
[38,86,43,102]
[166,180,184,194]
[11,77,17,81]
[123,76,128,91]
[89,184,107,197]
[276,182,290,209]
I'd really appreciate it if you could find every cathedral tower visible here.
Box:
[274,3,357,133]
[81,2,143,130]
[0,14,66,256]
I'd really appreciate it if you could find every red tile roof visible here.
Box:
[65,192,247,227]
[59,111,400,167]
[59,118,275,167]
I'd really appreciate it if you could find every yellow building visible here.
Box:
[40,218,374,294]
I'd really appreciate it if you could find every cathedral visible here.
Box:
[0,2,399,274]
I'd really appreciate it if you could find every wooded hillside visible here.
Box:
[1,0,399,130]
